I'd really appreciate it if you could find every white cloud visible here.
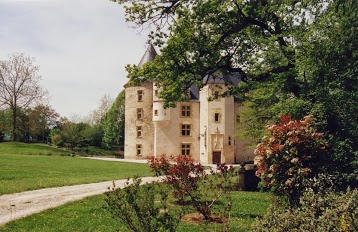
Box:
[0,0,150,118]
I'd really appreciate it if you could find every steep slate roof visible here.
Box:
[138,44,157,67]
[202,72,240,86]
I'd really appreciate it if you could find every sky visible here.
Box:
[0,0,151,119]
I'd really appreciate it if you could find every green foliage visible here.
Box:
[102,90,125,149]
[114,1,357,188]
[254,115,328,206]
[105,177,182,232]
[0,109,11,141]
[26,105,59,142]
[60,121,99,149]
[252,186,358,232]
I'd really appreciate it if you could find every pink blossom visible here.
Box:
[285,178,293,186]
[291,157,299,164]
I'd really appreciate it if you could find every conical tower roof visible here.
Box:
[138,43,157,67]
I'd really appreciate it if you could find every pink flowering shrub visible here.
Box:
[254,115,328,205]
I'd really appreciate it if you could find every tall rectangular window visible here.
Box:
[137,90,143,101]
[181,124,191,136]
[214,113,221,122]
[136,126,142,138]
[181,143,191,155]
[181,104,191,117]
[228,136,231,145]
[136,144,142,157]
[137,108,143,120]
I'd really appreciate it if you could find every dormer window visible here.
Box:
[214,91,220,100]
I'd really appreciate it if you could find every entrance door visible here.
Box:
[212,152,221,165]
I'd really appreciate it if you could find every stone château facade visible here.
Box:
[124,44,254,164]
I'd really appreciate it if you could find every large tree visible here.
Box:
[113,0,357,186]
[0,54,47,141]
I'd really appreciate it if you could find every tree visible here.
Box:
[113,0,357,187]
[86,94,114,125]
[0,109,11,142]
[27,104,59,142]
[61,121,89,149]
[102,90,125,149]
[113,0,322,105]
[0,53,47,141]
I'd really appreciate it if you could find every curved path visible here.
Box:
[0,158,160,226]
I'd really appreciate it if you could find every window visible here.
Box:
[181,104,191,117]
[154,89,159,96]
[214,113,220,122]
[181,124,191,136]
[214,91,220,100]
[137,90,143,101]
[136,126,142,138]
[181,143,191,155]
[136,144,142,157]
[137,108,143,120]
[154,110,158,116]
[228,136,231,145]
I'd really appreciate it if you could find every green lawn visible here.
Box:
[0,142,152,195]
[0,142,272,231]
[0,191,272,232]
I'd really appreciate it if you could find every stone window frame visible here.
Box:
[136,126,142,138]
[137,108,143,120]
[181,143,191,156]
[137,90,143,102]
[181,104,191,117]
[154,109,158,116]
[136,144,142,157]
[228,136,232,145]
[213,90,220,101]
[214,112,221,122]
[181,124,191,137]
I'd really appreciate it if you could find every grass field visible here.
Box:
[0,190,272,232]
[0,142,152,195]
[0,142,273,231]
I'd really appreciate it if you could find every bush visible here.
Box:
[105,177,182,232]
[252,186,358,232]
[149,155,237,222]
[254,115,328,206]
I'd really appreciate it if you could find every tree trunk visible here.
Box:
[12,106,17,141]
